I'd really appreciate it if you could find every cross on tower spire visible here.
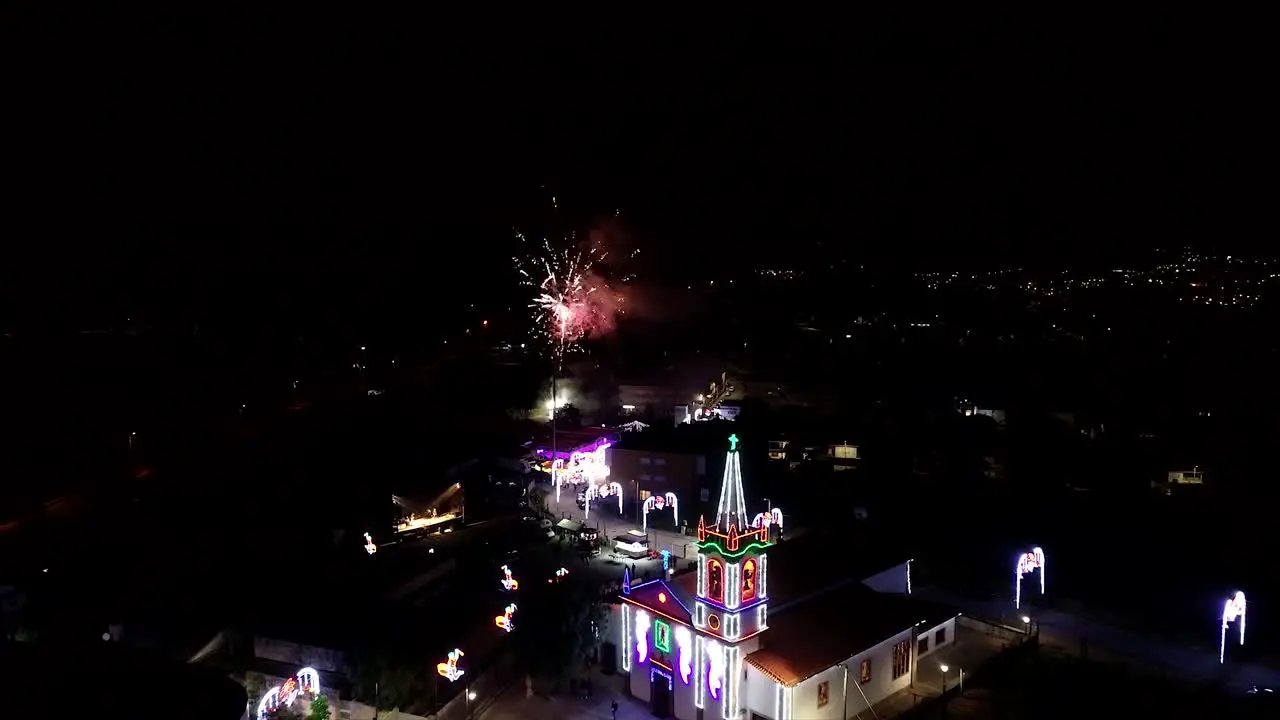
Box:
[715,434,748,529]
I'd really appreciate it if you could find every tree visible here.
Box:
[554,403,583,428]
[513,569,606,690]
[243,674,267,717]
[308,694,330,720]
[268,706,304,720]
[351,650,429,713]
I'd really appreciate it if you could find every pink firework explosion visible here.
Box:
[514,231,621,359]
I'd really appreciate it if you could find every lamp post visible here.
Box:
[128,431,136,453]
[938,664,949,692]
[551,375,559,504]
[465,689,477,719]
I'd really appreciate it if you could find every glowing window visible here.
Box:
[741,559,757,602]
[708,559,724,603]
[654,619,672,654]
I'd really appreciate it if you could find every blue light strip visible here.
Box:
[651,666,674,691]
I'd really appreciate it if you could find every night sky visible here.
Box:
[2,11,1272,326]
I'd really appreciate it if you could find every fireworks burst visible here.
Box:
[514,231,625,360]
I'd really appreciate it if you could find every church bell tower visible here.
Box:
[693,434,771,720]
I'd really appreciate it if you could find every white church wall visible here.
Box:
[611,604,626,672]
[915,617,956,660]
[674,666,696,720]
[791,626,915,719]
[744,663,778,719]
[630,661,651,701]
[792,663,844,720]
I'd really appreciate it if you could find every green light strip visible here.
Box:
[695,540,771,558]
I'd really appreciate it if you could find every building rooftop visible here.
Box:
[531,426,617,449]
[0,640,246,719]
[618,531,910,624]
[622,571,698,625]
[614,424,727,454]
[745,584,957,687]
[764,530,910,611]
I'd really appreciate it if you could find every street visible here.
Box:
[543,489,694,584]
[913,584,1280,694]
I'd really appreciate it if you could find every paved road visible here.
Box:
[546,492,693,553]
[543,492,692,583]
[914,584,1280,694]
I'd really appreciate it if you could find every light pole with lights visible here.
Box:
[465,688,477,719]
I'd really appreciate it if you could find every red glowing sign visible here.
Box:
[278,677,299,706]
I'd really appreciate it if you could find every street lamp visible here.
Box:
[465,689,477,718]
[128,432,136,452]
[938,664,949,692]
[1021,615,1032,634]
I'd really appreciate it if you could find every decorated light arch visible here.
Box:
[1014,546,1045,609]
[256,667,322,720]
[1220,590,1247,664]
[749,507,783,531]
[551,441,612,502]
[584,480,624,519]
[642,491,679,531]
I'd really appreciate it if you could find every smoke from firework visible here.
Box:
[513,228,634,359]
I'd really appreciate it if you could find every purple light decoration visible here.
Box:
[534,434,618,461]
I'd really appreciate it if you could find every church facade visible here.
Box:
[612,435,957,720]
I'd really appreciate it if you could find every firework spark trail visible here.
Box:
[514,231,625,360]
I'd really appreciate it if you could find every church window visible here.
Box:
[892,640,910,679]
[708,559,724,603]
[654,619,672,654]
[741,559,757,602]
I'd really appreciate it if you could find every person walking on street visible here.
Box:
[611,699,619,720]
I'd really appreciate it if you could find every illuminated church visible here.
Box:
[612,435,958,720]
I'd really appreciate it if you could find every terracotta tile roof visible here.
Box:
[745,585,956,687]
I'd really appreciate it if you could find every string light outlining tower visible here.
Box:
[1014,546,1045,609]
[1220,590,1247,664]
